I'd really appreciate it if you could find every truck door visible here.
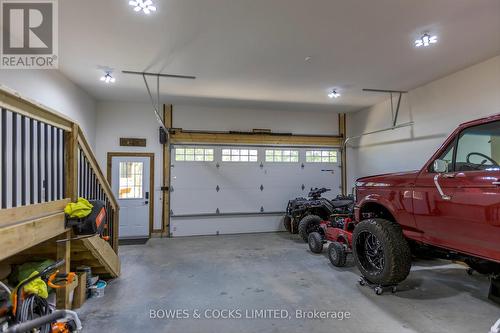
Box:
[415,120,500,260]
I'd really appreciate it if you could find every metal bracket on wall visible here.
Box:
[260,206,264,213]
[260,185,264,191]
[216,185,220,192]
[122,70,196,139]
[301,184,305,191]
[343,88,413,150]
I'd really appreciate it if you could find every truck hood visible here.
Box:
[356,170,419,187]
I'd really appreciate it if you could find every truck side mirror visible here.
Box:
[433,159,448,173]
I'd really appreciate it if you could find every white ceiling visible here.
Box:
[59,0,500,112]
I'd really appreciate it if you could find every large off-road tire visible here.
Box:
[308,232,324,254]
[353,218,411,286]
[283,215,292,233]
[328,242,347,267]
[298,215,322,243]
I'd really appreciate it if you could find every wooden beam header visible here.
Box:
[170,130,343,147]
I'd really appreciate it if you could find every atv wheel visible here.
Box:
[290,216,300,234]
[283,215,292,233]
[328,242,347,267]
[298,215,322,243]
[308,232,324,254]
[353,218,411,286]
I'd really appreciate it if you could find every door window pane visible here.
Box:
[455,121,500,172]
[265,149,299,162]
[305,150,338,163]
[222,148,258,162]
[175,147,214,162]
[119,162,143,199]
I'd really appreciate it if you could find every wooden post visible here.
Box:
[162,104,172,237]
[65,123,79,201]
[57,123,78,309]
[339,114,347,195]
[56,231,71,309]
[113,208,119,252]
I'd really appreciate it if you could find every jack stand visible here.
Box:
[488,276,500,305]
[358,276,398,295]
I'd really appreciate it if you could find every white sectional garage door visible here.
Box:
[170,145,341,236]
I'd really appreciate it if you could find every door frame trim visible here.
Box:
[107,152,155,238]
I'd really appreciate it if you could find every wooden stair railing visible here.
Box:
[0,85,121,308]
[0,85,119,253]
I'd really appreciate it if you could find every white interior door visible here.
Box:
[111,156,150,239]
[170,145,341,237]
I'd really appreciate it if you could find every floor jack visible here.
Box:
[358,276,398,296]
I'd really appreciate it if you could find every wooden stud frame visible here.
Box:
[107,152,155,238]
[338,113,347,195]
[162,104,172,236]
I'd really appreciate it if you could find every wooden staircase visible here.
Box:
[0,86,121,308]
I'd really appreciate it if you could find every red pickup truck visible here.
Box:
[353,114,500,296]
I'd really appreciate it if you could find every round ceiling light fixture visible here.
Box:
[100,72,116,84]
[415,33,437,48]
[328,90,341,99]
[129,0,157,14]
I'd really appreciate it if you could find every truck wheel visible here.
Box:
[298,215,322,243]
[308,232,324,254]
[353,218,411,286]
[328,242,347,267]
[283,215,292,232]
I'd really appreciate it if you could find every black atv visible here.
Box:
[284,188,354,241]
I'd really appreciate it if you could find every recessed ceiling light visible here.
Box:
[100,72,116,84]
[328,90,341,99]
[415,33,437,47]
[129,0,156,14]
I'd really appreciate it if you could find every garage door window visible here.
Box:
[306,150,338,163]
[119,162,143,199]
[265,149,299,162]
[175,148,214,162]
[222,149,258,162]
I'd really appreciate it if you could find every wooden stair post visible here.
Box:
[56,123,79,309]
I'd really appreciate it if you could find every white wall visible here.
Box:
[94,101,164,230]
[173,105,339,135]
[94,102,341,230]
[346,55,500,189]
[0,70,97,147]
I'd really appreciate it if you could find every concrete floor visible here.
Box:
[78,233,500,333]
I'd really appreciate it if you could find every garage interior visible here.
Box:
[0,1,499,333]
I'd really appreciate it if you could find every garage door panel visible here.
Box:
[171,215,285,237]
[170,189,221,215]
[216,189,263,213]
